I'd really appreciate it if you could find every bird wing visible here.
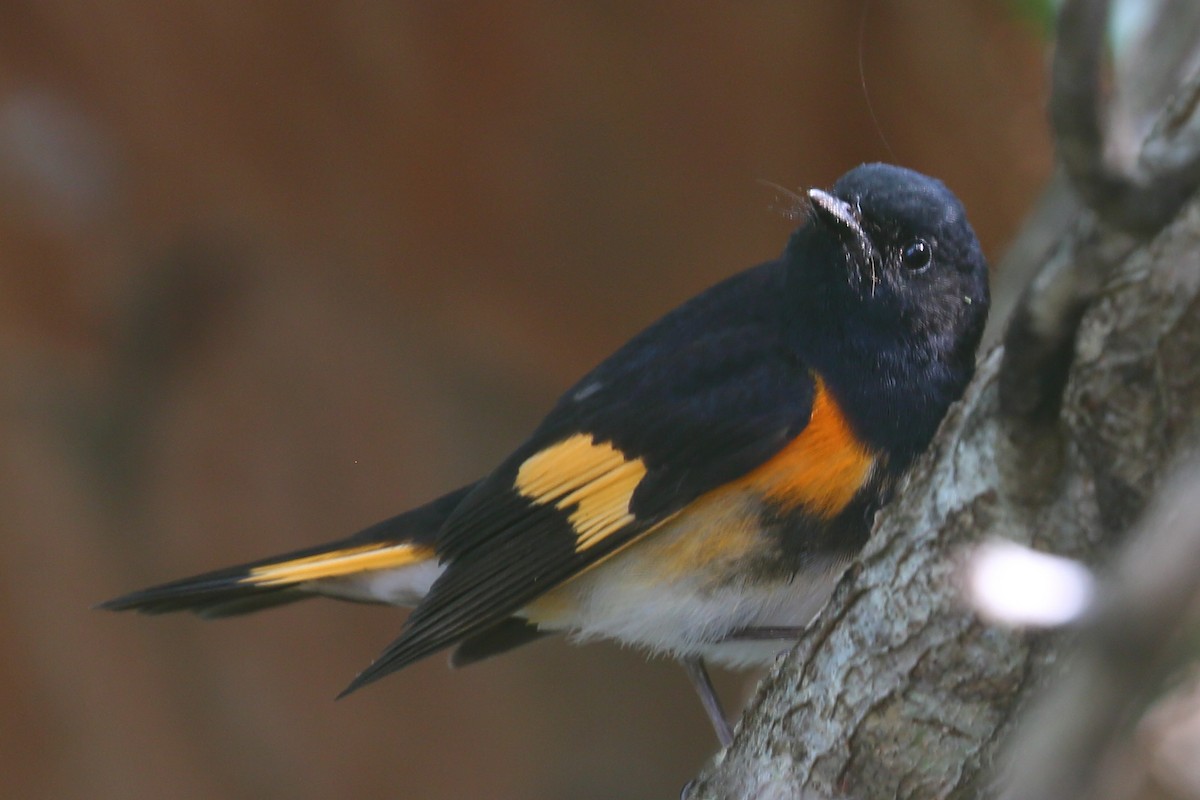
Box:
[341,262,833,693]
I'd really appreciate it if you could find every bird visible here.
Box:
[101,163,990,747]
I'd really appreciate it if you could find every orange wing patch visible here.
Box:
[516,433,648,553]
[241,542,435,587]
[740,376,875,518]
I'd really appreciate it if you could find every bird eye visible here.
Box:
[901,239,932,271]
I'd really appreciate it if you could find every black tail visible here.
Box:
[99,485,473,618]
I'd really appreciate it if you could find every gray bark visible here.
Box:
[686,2,1200,797]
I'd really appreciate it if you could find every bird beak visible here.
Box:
[807,188,867,243]
[807,187,877,293]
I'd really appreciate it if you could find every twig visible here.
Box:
[1053,0,1200,235]
[1000,0,1200,426]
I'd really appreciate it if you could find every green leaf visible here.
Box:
[1003,0,1058,37]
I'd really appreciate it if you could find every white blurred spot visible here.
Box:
[965,540,1095,628]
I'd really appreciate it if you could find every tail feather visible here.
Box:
[101,583,311,619]
[100,484,473,618]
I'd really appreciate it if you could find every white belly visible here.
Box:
[521,490,849,668]
[308,490,849,669]
[542,563,843,668]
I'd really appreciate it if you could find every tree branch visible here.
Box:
[688,186,1200,800]
[1001,0,1200,430]
[686,2,1200,796]
[1053,0,1200,235]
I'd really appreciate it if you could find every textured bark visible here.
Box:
[686,7,1200,798]
[688,181,1200,800]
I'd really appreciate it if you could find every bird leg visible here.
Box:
[681,629,808,745]
[681,657,734,747]
[721,625,806,641]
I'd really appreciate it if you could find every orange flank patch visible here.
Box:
[241,542,435,586]
[635,490,765,581]
[739,376,875,518]
[515,433,648,553]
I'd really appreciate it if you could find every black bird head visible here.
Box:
[789,163,988,356]
[785,163,991,459]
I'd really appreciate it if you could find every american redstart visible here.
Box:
[103,163,990,747]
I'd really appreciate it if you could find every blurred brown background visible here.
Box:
[0,2,1051,798]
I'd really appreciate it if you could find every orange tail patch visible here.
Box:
[241,542,435,587]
